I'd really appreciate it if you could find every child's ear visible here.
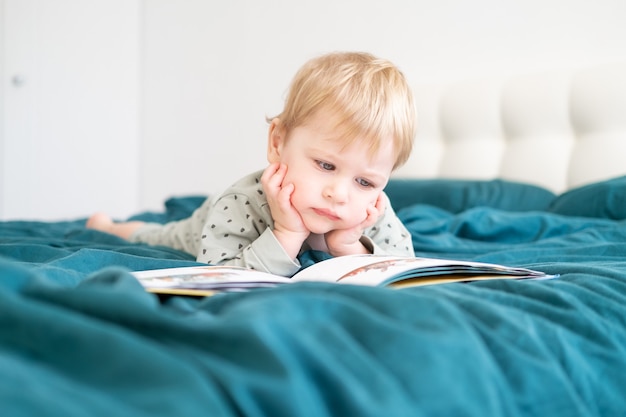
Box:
[267,118,285,163]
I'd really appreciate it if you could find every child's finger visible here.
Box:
[374,193,386,213]
[261,162,280,186]
[261,164,288,198]
[260,165,276,192]
[360,198,384,229]
[277,183,295,210]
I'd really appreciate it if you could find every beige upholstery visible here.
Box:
[395,62,626,193]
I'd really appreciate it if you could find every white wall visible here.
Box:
[2,0,626,219]
[0,1,4,218]
[1,0,140,220]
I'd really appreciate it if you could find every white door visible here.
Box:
[1,0,140,220]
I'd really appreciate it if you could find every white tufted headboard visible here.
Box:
[395,62,626,194]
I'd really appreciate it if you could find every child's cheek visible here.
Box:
[350,206,369,226]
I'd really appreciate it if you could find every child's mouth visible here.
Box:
[313,208,340,221]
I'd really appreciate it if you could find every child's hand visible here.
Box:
[324,193,386,256]
[261,163,310,258]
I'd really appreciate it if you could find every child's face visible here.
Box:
[267,110,396,234]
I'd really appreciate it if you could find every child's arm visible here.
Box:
[195,189,303,277]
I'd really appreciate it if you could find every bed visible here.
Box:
[2,62,626,416]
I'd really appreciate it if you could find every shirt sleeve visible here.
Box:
[195,193,301,276]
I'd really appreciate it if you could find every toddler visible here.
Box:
[88,51,416,277]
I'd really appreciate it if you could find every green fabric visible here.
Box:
[549,175,626,219]
[2,260,626,417]
[2,177,626,416]
[384,178,556,213]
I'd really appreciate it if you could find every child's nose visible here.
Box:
[323,180,349,203]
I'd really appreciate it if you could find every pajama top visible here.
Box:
[131,169,414,277]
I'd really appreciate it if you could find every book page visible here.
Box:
[292,255,546,286]
[133,265,291,290]
[291,255,454,285]
[131,257,549,292]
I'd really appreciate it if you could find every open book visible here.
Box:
[132,254,555,297]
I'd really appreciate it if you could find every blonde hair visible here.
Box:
[270,51,416,170]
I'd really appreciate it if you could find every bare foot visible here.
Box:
[86,212,144,240]
[86,212,115,231]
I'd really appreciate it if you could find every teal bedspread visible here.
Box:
[2,177,626,416]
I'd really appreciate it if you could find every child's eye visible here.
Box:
[316,160,335,171]
[356,178,374,188]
